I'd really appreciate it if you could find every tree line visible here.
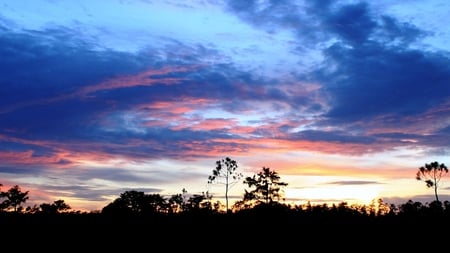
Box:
[0,158,448,216]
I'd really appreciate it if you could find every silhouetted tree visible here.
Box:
[444,201,450,215]
[172,188,215,213]
[40,199,71,214]
[185,194,204,211]
[427,200,444,215]
[168,190,185,214]
[54,199,71,212]
[0,183,5,212]
[25,204,40,214]
[208,157,242,213]
[399,199,424,215]
[1,185,29,212]
[102,198,131,215]
[416,161,448,202]
[243,167,288,205]
[119,190,148,213]
[146,193,168,213]
[102,190,148,215]
[39,203,55,214]
[102,190,169,215]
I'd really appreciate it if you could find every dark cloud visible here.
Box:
[224,0,450,153]
[227,0,450,118]
[383,194,450,206]
[376,15,429,45]
[301,2,450,125]
[0,166,39,174]
[437,125,450,135]
[317,43,450,121]
[372,131,449,148]
[226,0,281,27]
[291,129,376,144]
[226,0,321,45]
[0,27,157,136]
[1,1,448,163]
[0,26,262,160]
[0,27,151,106]
[325,180,381,185]
[31,184,161,203]
[322,2,376,45]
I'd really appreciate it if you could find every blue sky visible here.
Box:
[1,0,449,211]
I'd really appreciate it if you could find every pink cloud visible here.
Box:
[78,66,195,95]
[0,65,204,114]
[0,150,72,167]
[188,118,237,131]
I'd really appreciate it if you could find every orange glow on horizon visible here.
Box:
[285,184,382,206]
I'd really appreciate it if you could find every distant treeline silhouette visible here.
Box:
[1,160,450,250]
[0,159,448,215]
[1,159,449,219]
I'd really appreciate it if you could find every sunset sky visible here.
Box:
[1,0,450,212]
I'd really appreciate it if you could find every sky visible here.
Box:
[1,0,449,212]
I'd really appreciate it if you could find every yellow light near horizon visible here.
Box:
[286,184,382,206]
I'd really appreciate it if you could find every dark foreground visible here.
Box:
[2,210,449,251]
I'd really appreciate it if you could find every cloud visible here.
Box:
[316,43,450,119]
[325,180,381,185]
[321,2,377,45]
[226,0,450,154]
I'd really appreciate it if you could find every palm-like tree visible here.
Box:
[416,161,448,202]
[208,157,242,212]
